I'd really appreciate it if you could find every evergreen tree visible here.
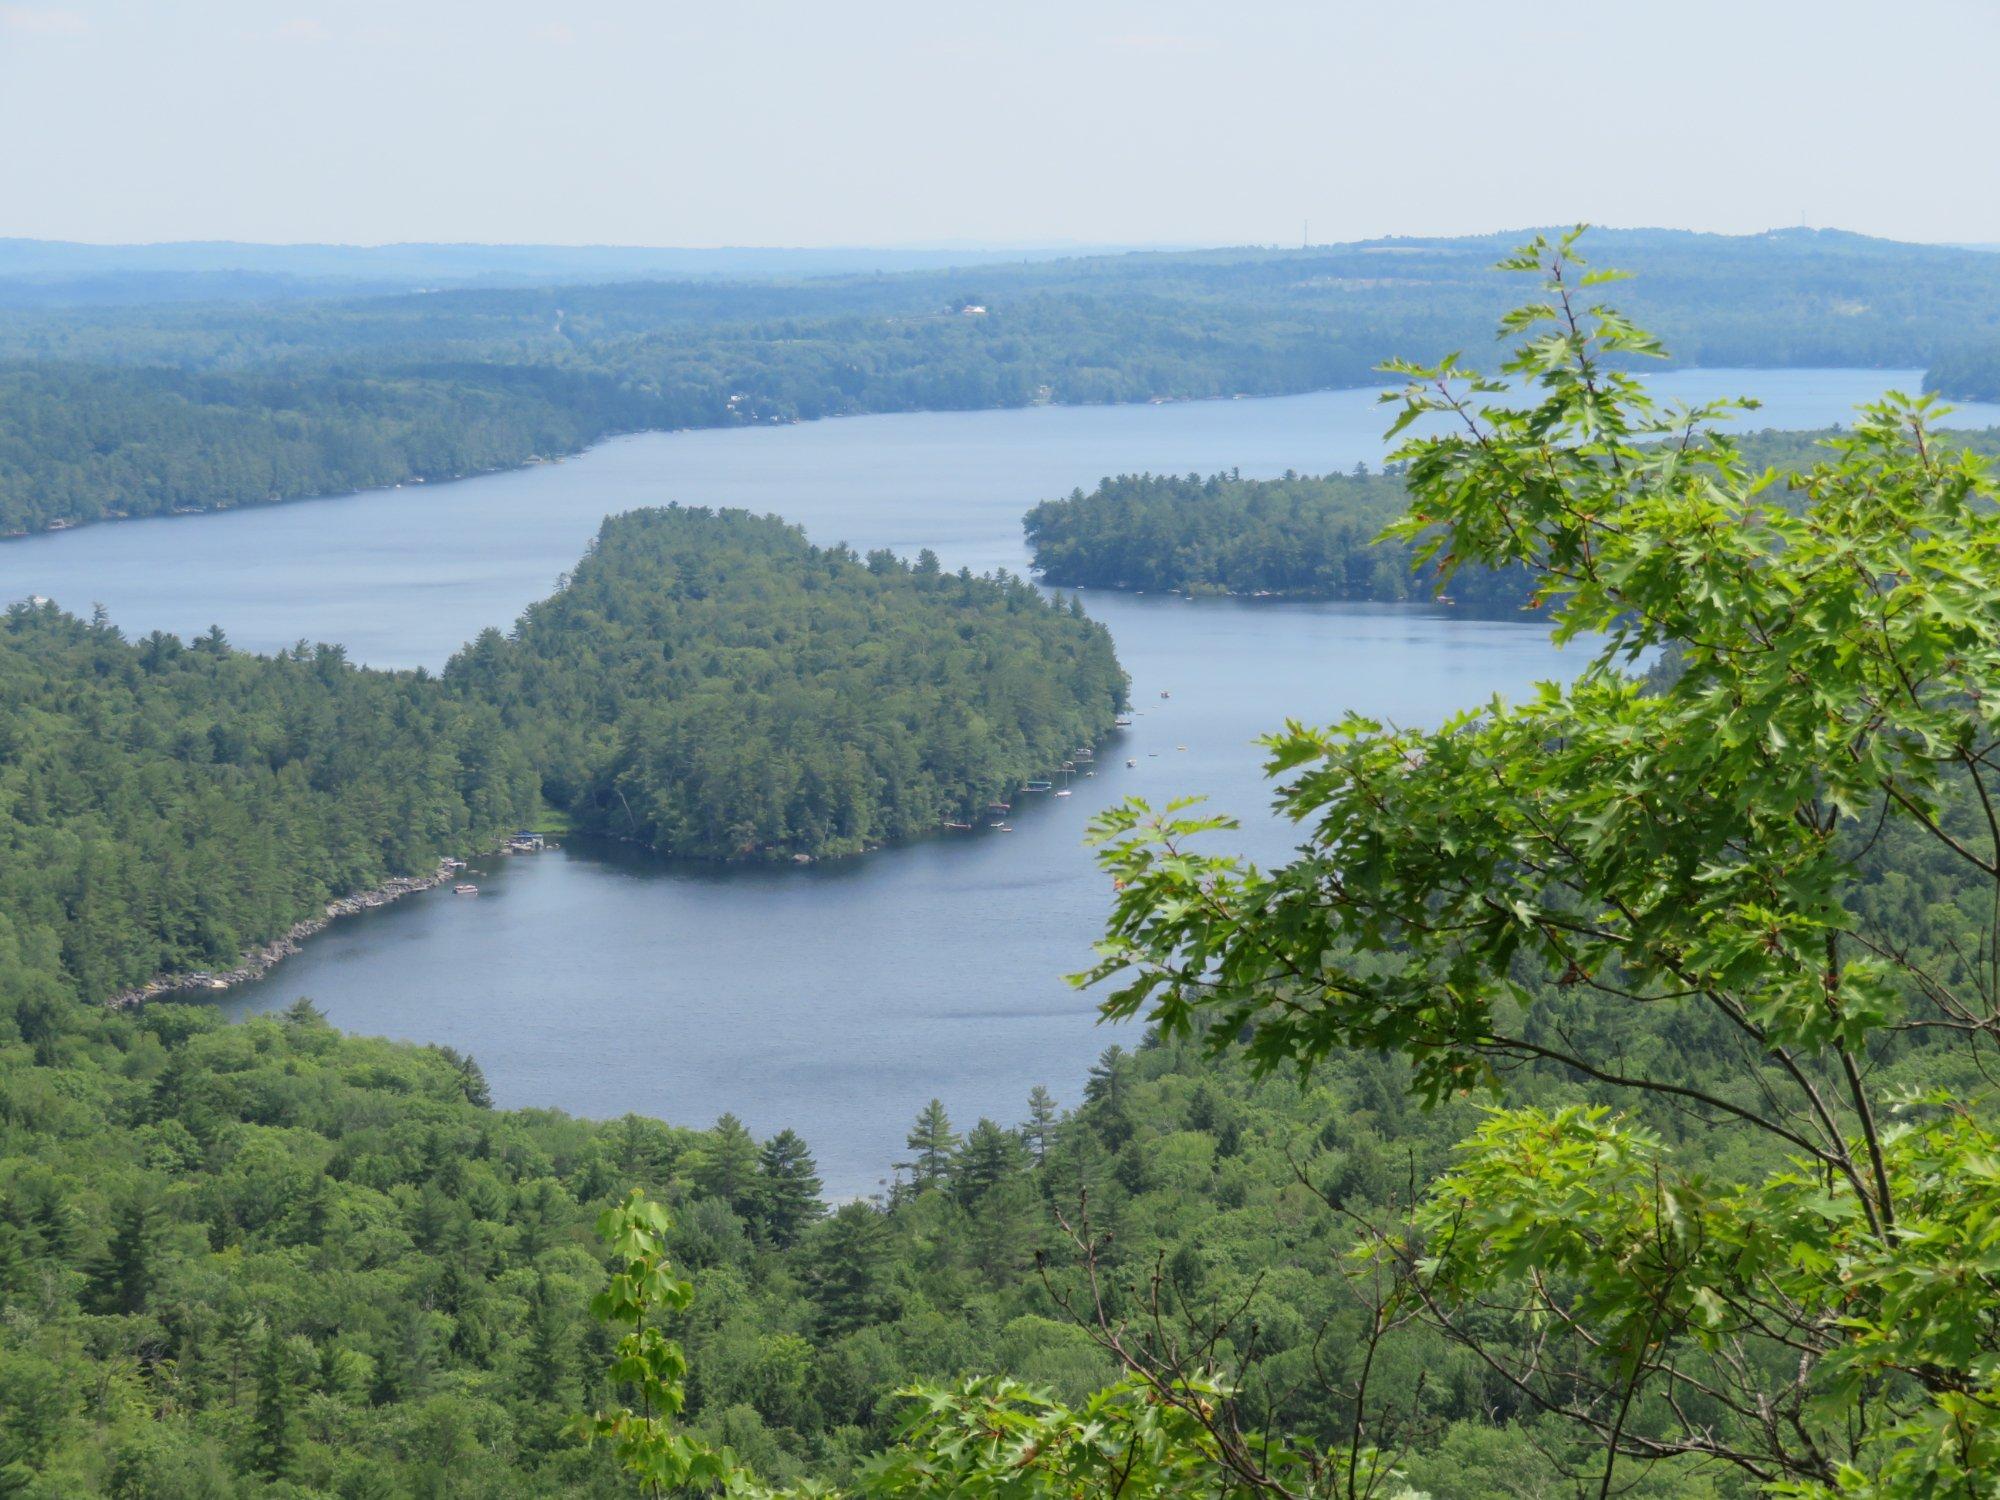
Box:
[520,1271,572,1407]
[87,1190,160,1315]
[803,1202,893,1337]
[964,1178,1039,1288]
[1082,1046,1129,1109]
[955,1119,1027,1208]
[250,1330,298,1479]
[756,1129,825,1248]
[900,1099,960,1192]
[691,1113,761,1220]
[1021,1086,1059,1164]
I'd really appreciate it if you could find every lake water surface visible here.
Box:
[5,371,1988,1194]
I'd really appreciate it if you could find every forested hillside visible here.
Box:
[10,226,2000,536]
[0,976,1754,1497]
[0,604,539,1006]
[1924,342,2000,400]
[0,364,668,534]
[447,507,1126,859]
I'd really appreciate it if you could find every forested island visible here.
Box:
[1025,468,1533,604]
[1026,426,2000,603]
[11,225,2000,536]
[447,507,1125,860]
[0,508,1121,1008]
[1924,342,2000,400]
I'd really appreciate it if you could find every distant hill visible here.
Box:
[0,238,1177,309]
[12,225,2000,536]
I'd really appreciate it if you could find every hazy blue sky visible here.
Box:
[3,0,1993,248]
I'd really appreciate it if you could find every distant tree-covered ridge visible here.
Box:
[11,224,2000,535]
[0,362,667,535]
[0,508,1123,1004]
[447,506,1127,860]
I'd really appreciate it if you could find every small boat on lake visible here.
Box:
[1115,716,1133,728]
[941,819,973,831]
[454,883,480,896]
[987,801,1011,813]
[988,821,1013,831]
[1126,758,1137,768]
[1159,690,1171,699]
[1054,789,1072,798]
[1023,779,1054,792]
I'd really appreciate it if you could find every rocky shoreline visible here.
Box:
[104,861,461,1009]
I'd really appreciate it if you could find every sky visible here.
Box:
[3,0,1996,249]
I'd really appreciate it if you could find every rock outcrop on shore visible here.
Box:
[105,863,458,1009]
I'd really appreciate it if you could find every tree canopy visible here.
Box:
[447,506,1126,859]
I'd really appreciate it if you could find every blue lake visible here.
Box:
[5,369,1986,1194]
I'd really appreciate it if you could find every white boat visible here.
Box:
[454,883,480,896]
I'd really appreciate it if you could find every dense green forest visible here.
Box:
[0,975,1760,1497]
[1024,468,1533,604]
[10,226,2000,535]
[1923,341,2000,400]
[0,364,670,534]
[446,507,1125,859]
[1025,427,2000,603]
[0,509,1120,1007]
[0,604,540,1006]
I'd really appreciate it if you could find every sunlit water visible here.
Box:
[5,370,1986,1194]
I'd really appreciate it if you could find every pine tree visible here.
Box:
[1083,1045,1129,1108]
[521,1271,571,1406]
[1022,1086,1059,1164]
[901,1099,960,1192]
[1187,1082,1217,1134]
[804,1202,892,1337]
[88,1190,159,1315]
[955,1119,1027,1207]
[965,1177,1040,1287]
[757,1129,825,1248]
[691,1113,761,1220]
[251,1329,298,1479]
